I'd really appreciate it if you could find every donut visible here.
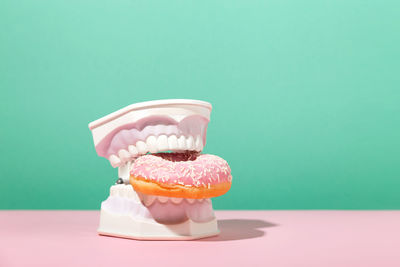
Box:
[130,152,232,199]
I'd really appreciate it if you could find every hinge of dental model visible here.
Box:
[117,161,132,184]
[115,178,124,184]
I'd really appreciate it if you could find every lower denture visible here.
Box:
[109,150,231,224]
[105,185,215,224]
[146,198,215,224]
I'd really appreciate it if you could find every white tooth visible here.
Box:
[125,186,133,198]
[146,136,158,153]
[118,149,131,162]
[195,136,203,151]
[119,185,127,197]
[119,186,127,197]
[170,197,183,204]
[156,135,169,151]
[158,196,169,203]
[186,198,195,204]
[136,141,148,154]
[114,185,121,196]
[177,136,187,150]
[130,189,140,203]
[124,186,131,198]
[128,145,138,157]
[109,155,121,167]
[168,135,178,150]
[197,198,204,203]
[110,186,117,196]
[143,195,156,206]
[186,135,194,150]
[126,187,134,199]
[137,191,144,201]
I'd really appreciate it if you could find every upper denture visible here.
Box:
[88,100,212,167]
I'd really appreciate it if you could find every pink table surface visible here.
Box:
[1,210,399,267]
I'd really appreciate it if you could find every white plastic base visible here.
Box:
[98,209,220,240]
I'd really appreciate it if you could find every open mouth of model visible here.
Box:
[90,100,231,225]
[108,133,204,167]
[104,148,230,224]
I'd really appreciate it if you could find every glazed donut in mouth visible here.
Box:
[130,152,232,199]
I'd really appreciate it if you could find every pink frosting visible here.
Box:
[130,153,232,188]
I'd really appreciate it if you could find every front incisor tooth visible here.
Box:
[186,135,194,150]
[136,141,148,154]
[146,136,158,153]
[128,145,138,157]
[109,155,121,168]
[177,136,186,150]
[195,136,203,151]
[168,135,179,151]
[118,149,131,162]
[186,198,195,204]
[156,135,169,151]
[170,197,183,204]
[158,196,169,203]
[143,195,156,206]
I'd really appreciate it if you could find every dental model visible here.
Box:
[88,99,232,240]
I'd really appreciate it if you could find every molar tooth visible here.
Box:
[109,155,121,167]
[158,196,169,203]
[136,141,148,154]
[110,186,117,196]
[125,186,133,198]
[168,135,178,150]
[156,135,169,152]
[186,198,195,204]
[130,189,140,203]
[146,136,158,153]
[170,197,183,204]
[186,135,194,150]
[137,191,144,201]
[126,186,135,199]
[119,186,128,197]
[118,149,131,162]
[128,145,138,158]
[114,185,122,196]
[195,136,203,151]
[177,136,187,150]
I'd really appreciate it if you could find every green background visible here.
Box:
[1,0,399,210]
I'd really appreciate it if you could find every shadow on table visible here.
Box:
[199,219,278,242]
